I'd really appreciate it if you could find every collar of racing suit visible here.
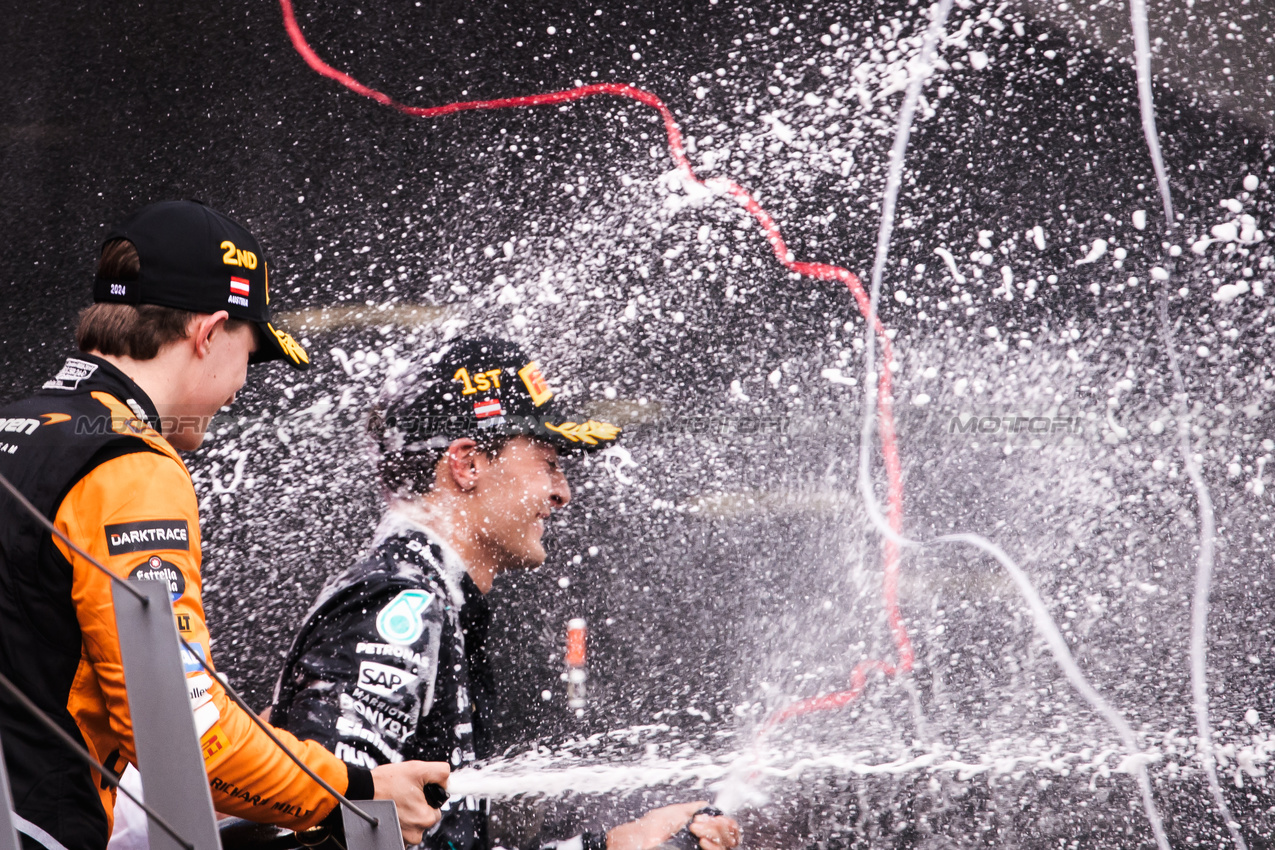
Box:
[371,506,470,606]
[40,352,162,431]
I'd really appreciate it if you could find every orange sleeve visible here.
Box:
[57,448,351,828]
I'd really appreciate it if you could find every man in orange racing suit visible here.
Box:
[0,201,447,850]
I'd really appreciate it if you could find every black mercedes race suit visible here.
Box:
[271,513,606,850]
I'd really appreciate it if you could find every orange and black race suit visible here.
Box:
[0,354,371,850]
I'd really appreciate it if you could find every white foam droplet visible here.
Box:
[968,51,989,70]
[1076,239,1108,265]
[1132,210,1147,230]
[1244,175,1259,192]
[1212,281,1249,303]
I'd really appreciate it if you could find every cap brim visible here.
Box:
[249,321,310,370]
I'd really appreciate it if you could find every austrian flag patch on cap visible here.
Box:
[474,399,504,420]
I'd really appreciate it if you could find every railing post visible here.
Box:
[0,733,21,850]
[112,580,220,850]
[341,800,404,850]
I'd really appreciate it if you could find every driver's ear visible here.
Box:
[189,311,231,358]
[445,439,482,492]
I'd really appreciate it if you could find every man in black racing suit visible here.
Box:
[273,516,495,845]
[270,338,740,850]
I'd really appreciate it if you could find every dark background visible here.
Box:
[3,0,1275,846]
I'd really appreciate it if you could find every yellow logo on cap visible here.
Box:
[518,362,553,407]
[544,420,621,445]
[271,325,310,365]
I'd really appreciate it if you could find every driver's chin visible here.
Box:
[166,429,207,452]
[503,538,547,571]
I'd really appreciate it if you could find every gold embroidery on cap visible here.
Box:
[543,420,621,445]
[272,326,309,365]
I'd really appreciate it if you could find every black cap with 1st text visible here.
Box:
[92,200,310,369]
[373,338,622,456]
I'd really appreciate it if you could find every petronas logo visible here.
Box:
[375,589,434,645]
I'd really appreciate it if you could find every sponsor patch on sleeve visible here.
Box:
[374,589,434,645]
[181,642,208,674]
[106,520,190,555]
[128,556,186,601]
[200,723,230,765]
[357,660,419,698]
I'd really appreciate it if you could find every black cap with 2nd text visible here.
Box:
[92,200,309,369]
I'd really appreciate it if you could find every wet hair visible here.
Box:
[371,411,513,497]
[76,238,246,360]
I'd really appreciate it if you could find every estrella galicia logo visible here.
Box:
[375,589,433,645]
[106,520,190,555]
[128,555,186,602]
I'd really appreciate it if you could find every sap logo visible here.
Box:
[356,660,417,698]
[220,240,258,269]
